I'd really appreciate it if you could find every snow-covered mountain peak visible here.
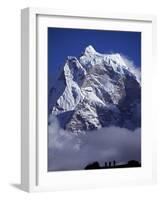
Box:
[49,46,141,133]
[84,45,97,55]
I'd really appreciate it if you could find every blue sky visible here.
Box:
[48,27,141,78]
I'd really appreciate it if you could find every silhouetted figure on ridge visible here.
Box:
[109,161,111,168]
[113,160,116,167]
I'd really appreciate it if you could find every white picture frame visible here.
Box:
[21,7,157,192]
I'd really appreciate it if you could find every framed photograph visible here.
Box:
[21,7,156,192]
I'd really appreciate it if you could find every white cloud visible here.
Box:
[48,117,141,171]
[121,54,141,84]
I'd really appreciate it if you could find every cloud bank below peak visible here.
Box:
[48,117,141,171]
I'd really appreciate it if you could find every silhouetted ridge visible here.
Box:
[84,160,141,170]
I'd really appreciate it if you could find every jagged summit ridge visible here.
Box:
[84,45,97,55]
[49,45,141,133]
